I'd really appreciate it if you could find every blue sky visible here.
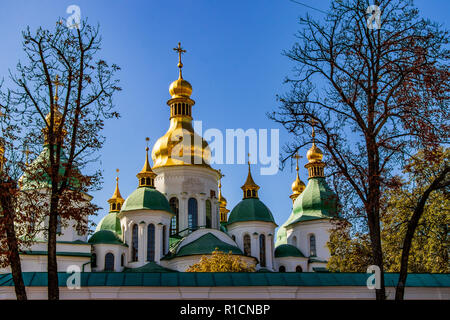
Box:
[0,0,448,229]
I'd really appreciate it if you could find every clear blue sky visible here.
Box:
[0,0,448,229]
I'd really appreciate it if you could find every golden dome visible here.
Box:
[151,118,212,169]
[291,174,306,194]
[306,143,323,163]
[169,78,192,98]
[152,42,212,170]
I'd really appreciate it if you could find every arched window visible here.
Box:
[296,265,303,272]
[146,177,151,185]
[188,198,198,230]
[232,235,236,242]
[252,190,256,197]
[243,234,251,256]
[169,197,179,235]
[147,224,155,262]
[279,266,286,272]
[117,203,121,210]
[259,234,266,267]
[141,178,145,186]
[131,224,139,262]
[309,234,316,257]
[91,253,97,268]
[112,203,116,211]
[162,225,167,255]
[246,190,251,197]
[121,253,125,267]
[292,235,297,247]
[104,253,114,271]
[205,200,212,228]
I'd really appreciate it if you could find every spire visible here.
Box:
[290,153,306,203]
[305,118,326,178]
[136,137,157,188]
[241,153,260,199]
[218,169,230,223]
[108,169,125,212]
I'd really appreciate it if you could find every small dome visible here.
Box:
[306,143,323,162]
[88,230,125,246]
[291,175,306,194]
[274,244,305,258]
[121,187,172,213]
[95,212,122,236]
[169,78,192,98]
[228,198,276,225]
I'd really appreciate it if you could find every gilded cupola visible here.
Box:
[42,75,67,145]
[137,138,157,188]
[290,153,306,203]
[241,155,260,199]
[152,42,212,169]
[107,169,125,212]
[305,121,326,178]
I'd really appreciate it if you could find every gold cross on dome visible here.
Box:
[309,118,318,142]
[52,75,63,102]
[173,42,186,78]
[293,152,302,172]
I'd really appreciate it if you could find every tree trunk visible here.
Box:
[395,166,450,300]
[0,179,27,300]
[47,195,59,300]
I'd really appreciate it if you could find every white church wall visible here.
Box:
[119,209,173,268]
[226,221,276,271]
[153,165,219,234]
[286,219,333,262]
[274,256,308,272]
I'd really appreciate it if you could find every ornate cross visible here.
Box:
[173,42,186,78]
[293,152,302,172]
[309,118,318,142]
[116,168,120,182]
[52,75,63,102]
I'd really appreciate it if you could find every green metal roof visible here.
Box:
[20,251,91,258]
[274,244,305,258]
[123,262,177,273]
[95,212,122,236]
[163,233,243,260]
[288,177,338,226]
[121,187,172,213]
[228,198,276,225]
[20,144,81,191]
[0,272,448,287]
[276,177,338,246]
[88,230,127,246]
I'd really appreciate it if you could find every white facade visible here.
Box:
[227,221,277,271]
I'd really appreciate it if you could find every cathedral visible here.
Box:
[0,44,339,275]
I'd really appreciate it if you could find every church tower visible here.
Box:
[151,43,220,237]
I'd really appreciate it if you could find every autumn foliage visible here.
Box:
[186,249,256,272]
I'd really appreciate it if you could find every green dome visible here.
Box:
[20,145,80,191]
[289,177,337,225]
[163,233,243,260]
[121,187,172,213]
[276,177,338,246]
[88,230,126,246]
[228,198,276,225]
[274,244,305,258]
[95,212,122,236]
